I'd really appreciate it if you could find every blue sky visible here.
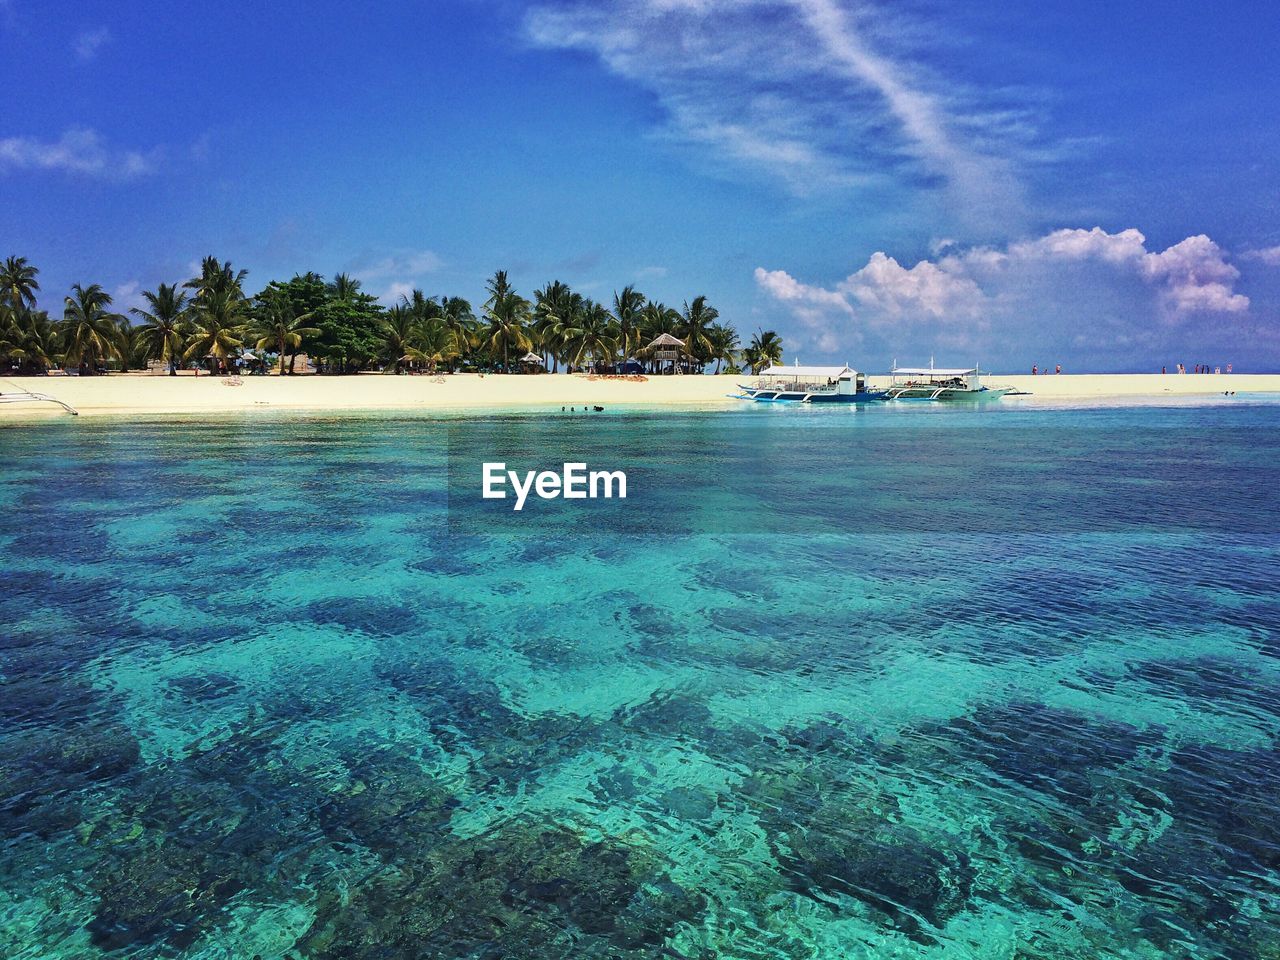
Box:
[3,0,1279,371]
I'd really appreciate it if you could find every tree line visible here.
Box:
[0,256,785,376]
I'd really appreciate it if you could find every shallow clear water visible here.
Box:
[2,401,1279,959]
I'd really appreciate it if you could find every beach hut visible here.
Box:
[519,351,545,374]
[645,332,685,375]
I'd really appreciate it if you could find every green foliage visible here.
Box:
[482,270,533,371]
[313,293,385,369]
[61,283,122,370]
[130,283,189,368]
[743,329,784,373]
[2,255,758,378]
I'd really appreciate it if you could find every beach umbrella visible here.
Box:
[520,352,544,364]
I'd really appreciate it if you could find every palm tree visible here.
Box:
[638,301,681,372]
[254,291,319,374]
[115,320,150,373]
[417,319,461,372]
[706,323,740,374]
[328,273,362,302]
[612,285,646,367]
[437,295,475,370]
[482,270,531,372]
[679,295,718,369]
[2,307,60,373]
[566,300,617,370]
[380,304,426,373]
[1,256,40,311]
[185,256,247,302]
[747,330,784,372]
[130,283,189,373]
[534,281,581,373]
[61,284,121,373]
[184,289,245,373]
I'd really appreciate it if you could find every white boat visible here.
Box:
[885,364,1009,402]
[734,364,886,404]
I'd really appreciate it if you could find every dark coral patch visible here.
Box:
[306,596,419,638]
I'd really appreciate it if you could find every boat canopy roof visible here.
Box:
[892,366,977,376]
[760,364,857,378]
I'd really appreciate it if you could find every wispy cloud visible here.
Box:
[346,250,446,306]
[378,281,417,306]
[112,280,146,314]
[756,226,1252,363]
[1242,244,1280,267]
[525,0,1042,222]
[0,128,158,179]
[350,250,445,279]
[73,25,110,60]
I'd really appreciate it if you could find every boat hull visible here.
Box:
[735,387,887,404]
[886,387,1009,402]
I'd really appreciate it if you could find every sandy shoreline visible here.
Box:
[1,372,1277,419]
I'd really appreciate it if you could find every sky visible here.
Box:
[2,0,1279,371]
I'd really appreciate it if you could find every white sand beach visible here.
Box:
[1,371,1277,418]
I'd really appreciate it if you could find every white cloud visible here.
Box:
[112,281,146,315]
[0,128,158,179]
[525,0,1040,218]
[352,251,445,306]
[754,266,853,319]
[352,250,444,278]
[379,282,416,306]
[1243,244,1280,267]
[636,266,668,279]
[74,26,110,60]
[756,226,1253,362]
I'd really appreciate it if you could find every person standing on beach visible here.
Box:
[1032,364,1037,376]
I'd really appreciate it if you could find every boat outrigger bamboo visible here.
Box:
[734,364,886,404]
[885,364,1010,402]
[0,390,80,415]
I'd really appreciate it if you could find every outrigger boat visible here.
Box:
[885,364,1010,402]
[0,390,79,415]
[734,364,886,404]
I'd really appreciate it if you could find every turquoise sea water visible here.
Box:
[2,400,1279,959]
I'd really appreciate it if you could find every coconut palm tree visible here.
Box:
[747,329,784,372]
[184,256,247,302]
[534,281,582,373]
[637,301,681,372]
[679,295,718,369]
[706,323,740,374]
[115,320,151,373]
[565,300,617,370]
[184,288,245,373]
[437,295,476,370]
[61,284,121,373]
[2,307,60,373]
[130,283,189,373]
[417,318,461,372]
[482,270,531,372]
[254,290,319,374]
[1,256,40,312]
[328,273,362,302]
[380,304,426,373]
[612,285,645,366]
[639,301,680,338]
